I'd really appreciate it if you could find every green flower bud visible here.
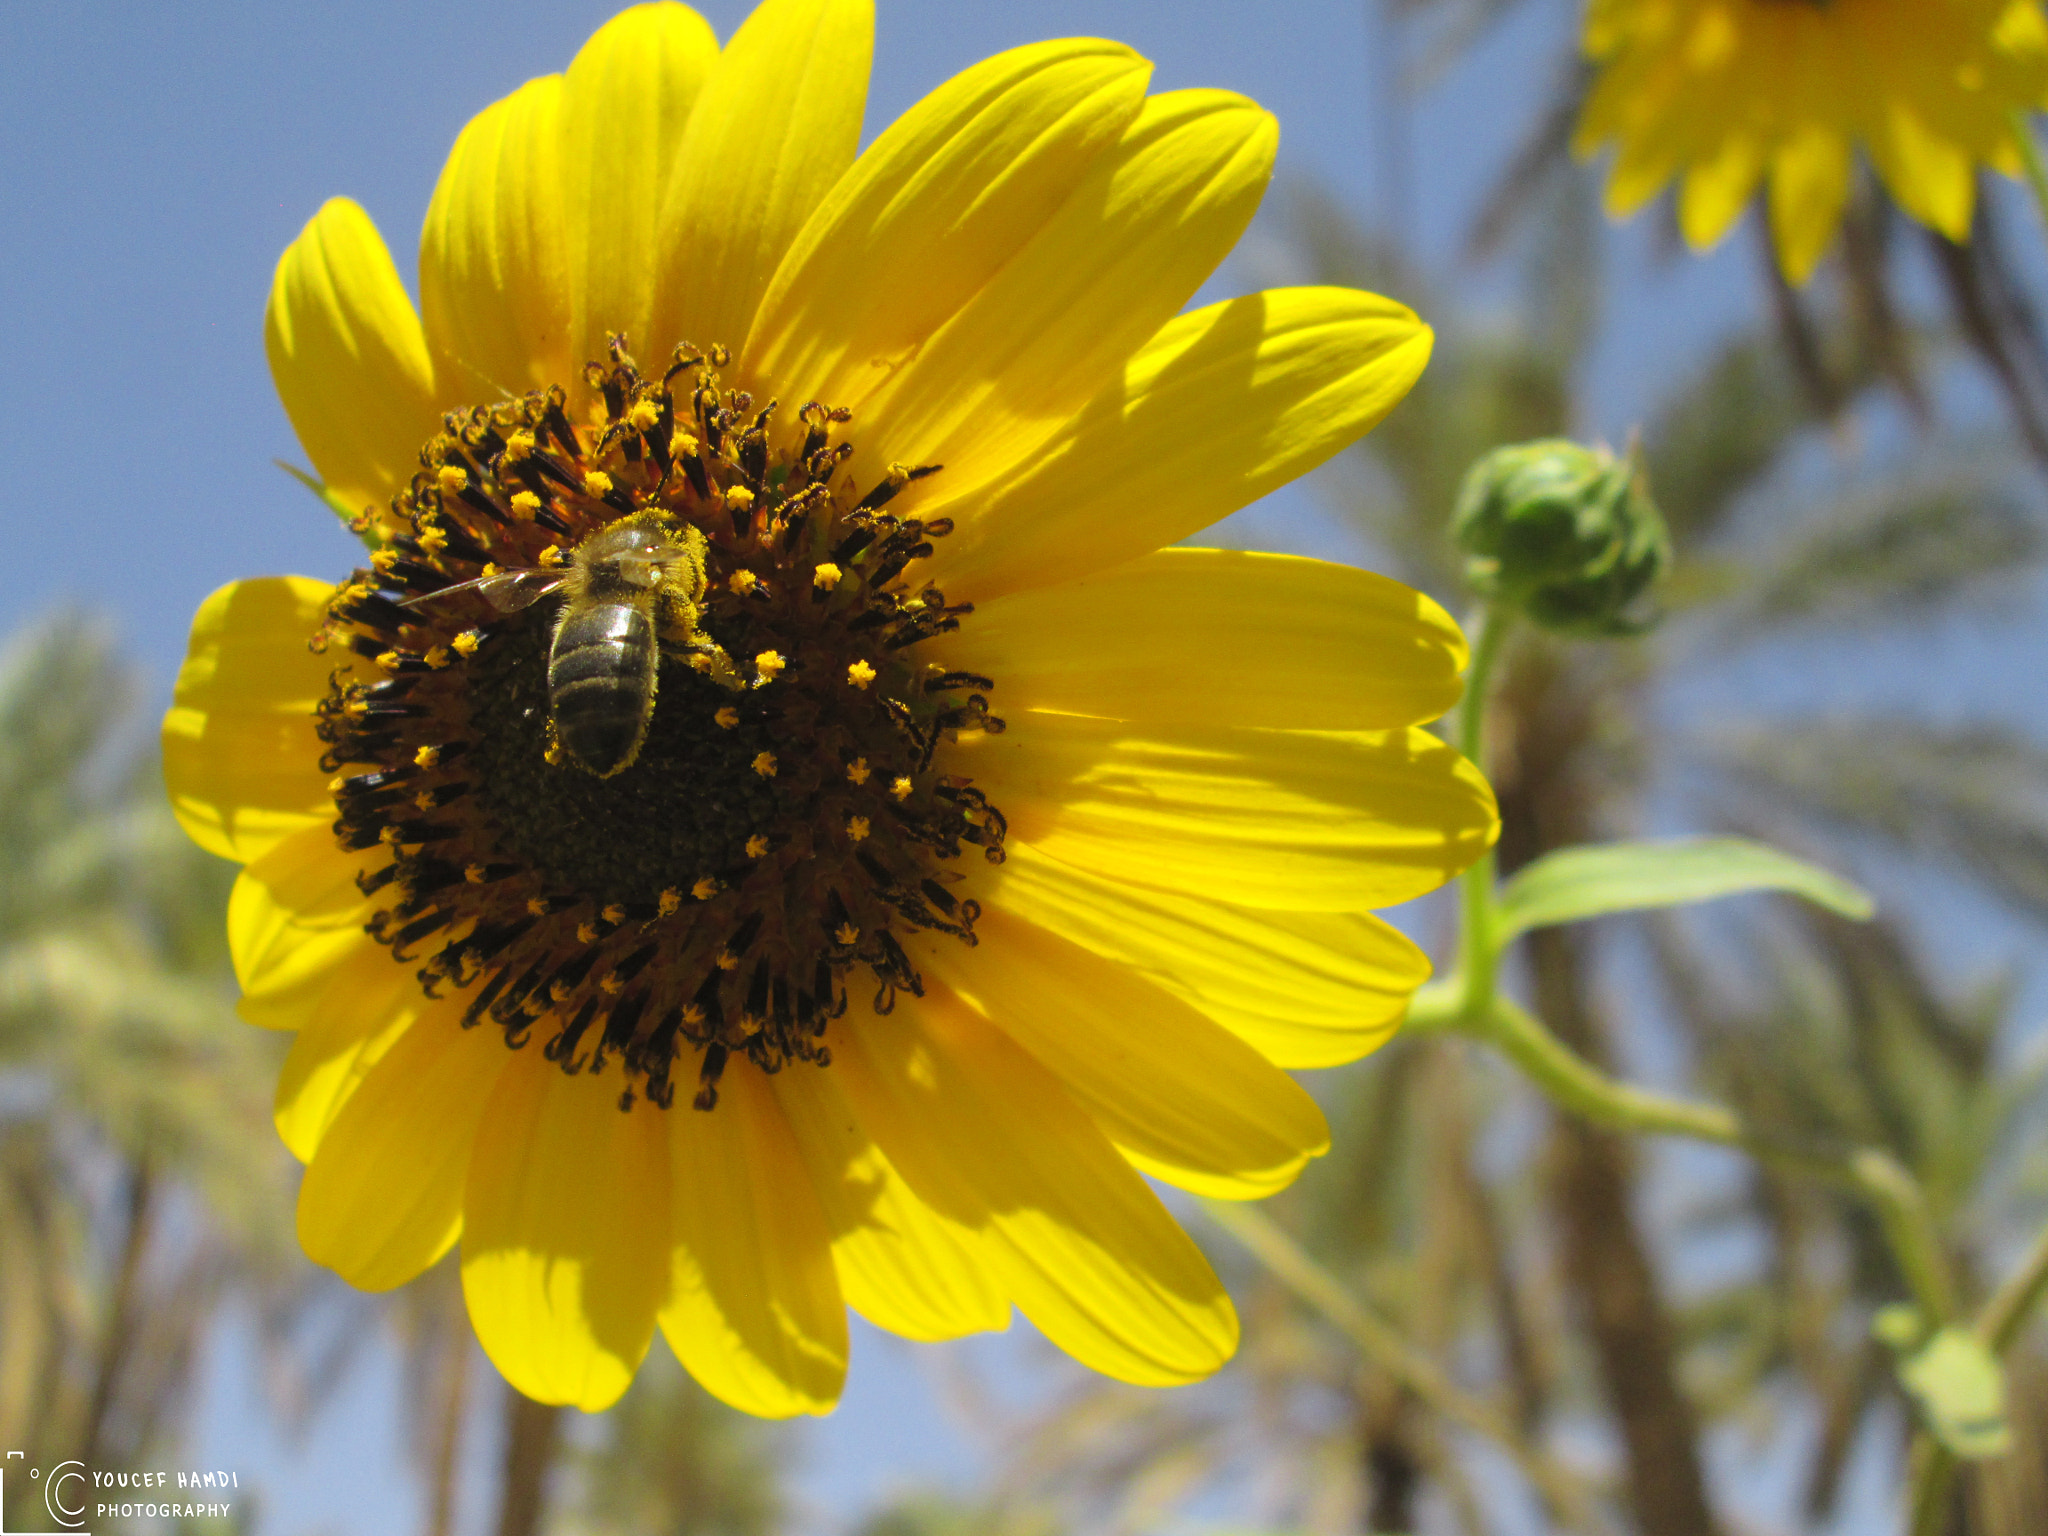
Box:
[1450,438,1670,636]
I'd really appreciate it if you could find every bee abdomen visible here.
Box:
[549,602,657,777]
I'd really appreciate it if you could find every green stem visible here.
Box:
[1455,604,1510,1025]
[2010,109,2048,238]
[1198,1198,1613,1536]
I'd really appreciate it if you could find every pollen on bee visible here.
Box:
[746,834,770,859]
[846,659,876,688]
[657,888,683,916]
[729,569,759,595]
[436,464,468,496]
[847,816,871,843]
[584,469,614,496]
[751,751,778,778]
[890,775,914,800]
[847,758,870,785]
[754,650,786,682]
[812,562,842,589]
[509,491,542,519]
[415,745,441,769]
[714,706,740,729]
[692,876,721,900]
[576,921,600,944]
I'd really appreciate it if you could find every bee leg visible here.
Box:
[666,638,746,692]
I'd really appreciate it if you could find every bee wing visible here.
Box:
[400,569,567,613]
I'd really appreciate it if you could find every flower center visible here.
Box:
[312,339,1006,1111]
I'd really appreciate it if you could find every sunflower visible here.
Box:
[1575,0,2048,283]
[164,0,1495,1417]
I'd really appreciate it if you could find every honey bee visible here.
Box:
[405,514,741,777]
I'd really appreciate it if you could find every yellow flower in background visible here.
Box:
[164,0,1496,1417]
[1575,0,2048,283]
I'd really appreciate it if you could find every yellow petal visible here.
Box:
[957,716,1498,911]
[296,999,507,1291]
[272,952,423,1162]
[163,577,336,865]
[987,841,1426,1069]
[559,2,720,389]
[930,548,1463,730]
[832,984,1237,1385]
[772,1059,1010,1341]
[463,1062,671,1411]
[1678,128,1765,252]
[857,88,1277,505]
[652,0,872,367]
[661,1063,848,1416]
[919,906,1329,1200]
[746,37,1150,414]
[229,823,383,1030]
[1871,98,1977,240]
[922,288,1431,602]
[265,198,441,523]
[421,75,573,400]
[1769,125,1854,286]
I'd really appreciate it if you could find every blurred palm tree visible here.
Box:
[0,611,298,1527]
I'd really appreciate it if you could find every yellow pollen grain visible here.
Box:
[465,864,488,884]
[627,398,661,431]
[692,876,721,901]
[526,897,551,917]
[891,776,914,800]
[725,484,755,511]
[344,698,369,720]
[576,922,600,944]
[415,745,441,769]
[714,706,739,729]
[715,950,739,971]
[812,562,842,589]
[376,650,401,671]
[417,528,448,556]
[424,646,452,669]
[539,545,566,568]
[601,903,627,925]
[413,791,435,811]
[379,826,404,846]
[835,922,860,946]
[452,630,481,656]
[550,980,575,1003]
[599,974,625,996]
[847,816,871,843]
[436,464,468,496]
[754,650,785,682]
[481,562,502,577]
[510,491,542,519]
[673,431,701,458]
[503,429,536,462]
[847,758,870,785]
[728,569,758,595]
[584,469,614,497]
[751,751,777,778]
[327,774,347,794]
[688,653,713,673]
[846,659,876,689]
[746,834,770,859]
[544,742,564,765]
[658,888,682,916]
[372,548,398,573]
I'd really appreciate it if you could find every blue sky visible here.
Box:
[0,2,1801,1532]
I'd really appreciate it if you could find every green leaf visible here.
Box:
[1495,836,1875,941]
[1893,1326,2013,1460]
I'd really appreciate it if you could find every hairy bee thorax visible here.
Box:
[312,337,1006,1112]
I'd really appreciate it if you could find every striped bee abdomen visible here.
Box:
[548,599,658,777]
